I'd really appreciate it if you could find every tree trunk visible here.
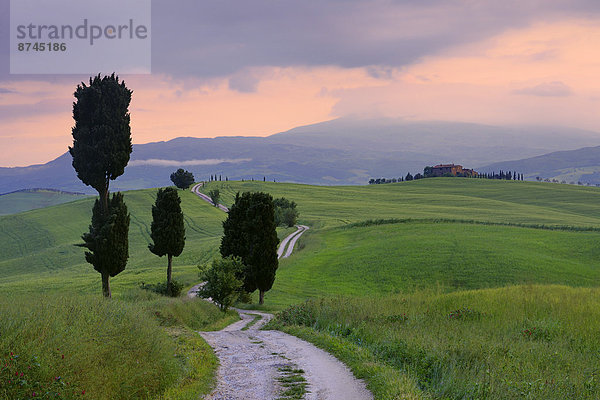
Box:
[102,272,111,298]
[100,187,109,215]
[167,254,173,295]
[259,290,265,305]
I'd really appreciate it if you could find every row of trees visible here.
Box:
[477,171,523,180]
[69,74,285,306]
[71,74,188,298]
[369,169,524,184]
[368,173,423,184]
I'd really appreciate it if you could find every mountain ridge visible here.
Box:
[2,118,599,193]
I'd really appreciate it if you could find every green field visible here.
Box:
[0,189,89,216]
[198,179,600,307]
[3,178,600,399]
[269,285,600,399]
[203,178,600,228]
[0,188,226,295]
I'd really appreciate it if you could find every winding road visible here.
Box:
[198,308,372,400]
[191,182,309,259]
[191,183,230,212]
[189,183,370,399]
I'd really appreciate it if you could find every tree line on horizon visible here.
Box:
[369,167,524,185]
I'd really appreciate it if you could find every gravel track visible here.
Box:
[191,183,229,212]
[199,308,373,400]
[189,184,367,399]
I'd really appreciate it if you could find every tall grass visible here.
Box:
[1,294,179,399]
[269,285,600,399]
[0,291,237,400]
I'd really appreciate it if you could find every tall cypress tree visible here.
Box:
[149,187,186,295]
[70,74,133,297]
[220,192,279,304]
[70,74,132,214]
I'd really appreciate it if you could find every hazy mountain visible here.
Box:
[268,118,600,166]
[1,118,599,194]
[479,146,600,184]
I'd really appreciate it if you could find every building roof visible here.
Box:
[433,164,459,168]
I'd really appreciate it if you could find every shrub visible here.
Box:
[207,189,220,207]
[273,197,299,227]
[140,279,184,297]
[272,301,317,327]
[197,257,245,312]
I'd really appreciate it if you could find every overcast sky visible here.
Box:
[2,0,600,166]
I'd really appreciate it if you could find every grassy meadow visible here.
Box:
[3,178,600,399]
[268,285,600,399]
[202,178,600,228]
[200,179,600,307]
[0,190,89,216]
[203,179,600,399]
[0,188,226,295]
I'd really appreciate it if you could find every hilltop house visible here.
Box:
[431,164,477,177]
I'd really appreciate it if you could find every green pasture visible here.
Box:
[270,285,600,399]
[0,190,89,216]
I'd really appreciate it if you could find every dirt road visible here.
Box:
[190,182,309,260]
[277,225,309,259]
[199,308,373,400]
[191,183,229,212]
[189,183,362,399]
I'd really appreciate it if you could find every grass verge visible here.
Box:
[0,291,237,400]
[267,285,600,400]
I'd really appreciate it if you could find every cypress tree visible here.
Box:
[81,193,130,298]
[69,74,132,297]
[220,192,279,304]
[149,187,186,296]
[70,74,132,214]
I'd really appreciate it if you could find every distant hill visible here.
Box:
[0,189,89,215]
[479,146,600,184]
[267,118,600,165]
[1,118,599,193]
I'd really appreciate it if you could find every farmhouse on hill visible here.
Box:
[431,164,478,177]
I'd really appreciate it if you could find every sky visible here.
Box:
[1,0,600,166]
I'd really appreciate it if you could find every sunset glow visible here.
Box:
[2,2,600,166]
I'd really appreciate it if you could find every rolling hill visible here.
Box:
[4,178,600,399]
[4,178,600,298]
[0,188,89,215]
[2,118,600,193]
[199,179,600,307]
[479,145,600,184]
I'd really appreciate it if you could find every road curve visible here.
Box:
[190,182,308,259]
[279,225,309,258]
[191,183,229,212]
[199,308,373,400]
